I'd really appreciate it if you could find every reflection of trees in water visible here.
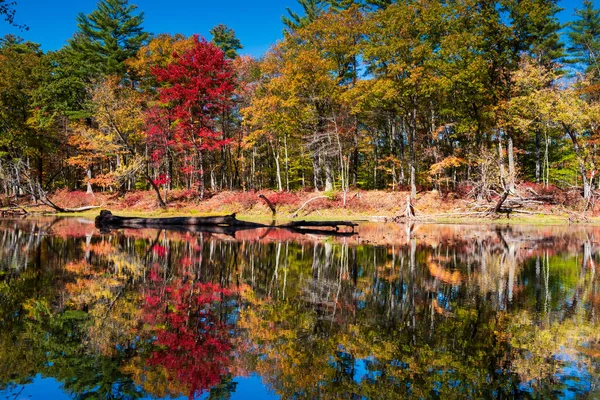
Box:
[1,219,600,398]
[235,228,600,398]
[0,220,47,272]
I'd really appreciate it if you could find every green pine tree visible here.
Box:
[282,0,327,34]
[67,0,148,78]
[567,0,600,79]
[364,0,392,10]
[210,24,243,59]
[506,0,564,70]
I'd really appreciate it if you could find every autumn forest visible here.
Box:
[4,2,600,398]
[1,0,599,213]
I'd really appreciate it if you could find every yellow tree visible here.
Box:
[244,7,362,193]
[71,76,166,206]
[126,33,195,91]
[242,47,308,192]
[360,0,447,198]
[498,58,600,200]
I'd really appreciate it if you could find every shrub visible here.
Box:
[269,191,300,206]
[123,192,145,208]
[51,189,96,208]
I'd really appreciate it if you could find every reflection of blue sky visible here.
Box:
[353,357,381,384]
[517,351,595,399]
[230,376,279,400]
[555,352,593,399]
[2,375,71,400]
[1,374,279,400]
[198,375,279,400]
[329,349,382,385]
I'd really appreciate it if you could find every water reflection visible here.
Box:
[1,217,600,399]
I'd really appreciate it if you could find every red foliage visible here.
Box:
[268,191,300,206]
[50,189,97,208]
[220,190,257,209]
[147,35,235,180]
[142,274,235,398]
[145,105,175,164]
[151,244,167,257]
[519,182,572,205]
[152,173,170,187]
[455,182,475,198]
[123,192,145,207]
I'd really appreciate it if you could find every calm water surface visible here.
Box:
[1,217,600,399]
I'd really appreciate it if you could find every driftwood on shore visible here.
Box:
[94,210,358,236]
[280,220,357,231]
[0,206,28,217]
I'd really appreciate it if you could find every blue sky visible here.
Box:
[0,0,589,58]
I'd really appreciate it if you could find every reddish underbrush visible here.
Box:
[51,189,100,208]
[32,183,594,218]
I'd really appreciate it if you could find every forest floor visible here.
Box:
[7,185,599,225]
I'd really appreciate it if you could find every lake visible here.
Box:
[0,217,599,399]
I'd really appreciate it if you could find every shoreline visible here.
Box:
[16,208,598,226]
[4,188,596,226]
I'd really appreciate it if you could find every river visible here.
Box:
[0,217,599,399]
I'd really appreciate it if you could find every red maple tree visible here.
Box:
[147,35,235,199]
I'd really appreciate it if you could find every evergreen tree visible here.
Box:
[210,24,243,59]
[0,35,61,190]
[34,48,90,120]
[67,0,148,78]
[506,0,564,69]
[364,0,392,10]
[567,0,600,79]
[282,0,327,34]
[327,0,356,10]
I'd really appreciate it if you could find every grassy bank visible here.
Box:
[7,187,596,226]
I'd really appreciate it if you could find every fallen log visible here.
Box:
[281,220,358,231]
[95,210,265,229]
[258,194,277,217]
[494,190,510,213]
[37,193,101,213]
[95,210,359,236]
[287,227,357,237]
[56,205,102,213]
[291,196,328,218]
[0,206,28,217]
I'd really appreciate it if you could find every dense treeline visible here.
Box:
[0,0,599,209]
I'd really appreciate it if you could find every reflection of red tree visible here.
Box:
[143,272,234,399]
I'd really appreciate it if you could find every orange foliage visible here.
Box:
[427,257,463,285]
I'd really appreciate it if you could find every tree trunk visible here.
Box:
[272,144,283,192]
[198,149,205,200]
[409,108,417,199]
[86,167,93,195]
[507,135,515,191]
[284,134,290,192]
[498,134,506,189]
[535,130,541,184]
[566,128,591,200]
[144,167,166,208]
[352,116,359,187]
[373,145,377,189]
[313,143,320,192]
[324,161,334,192]
[544,131,550,187]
